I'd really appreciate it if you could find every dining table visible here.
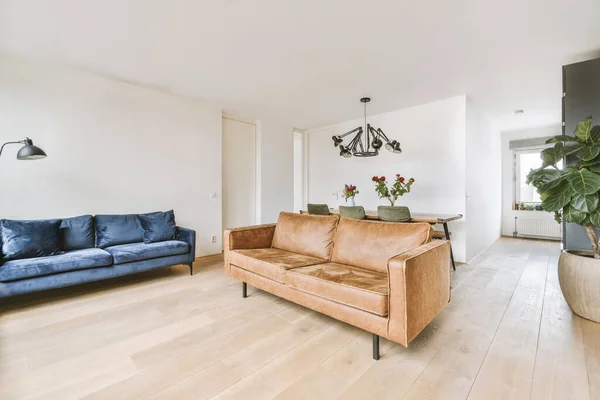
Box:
[299,209,463,270]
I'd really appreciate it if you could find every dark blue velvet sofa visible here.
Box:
[0,212,196,298]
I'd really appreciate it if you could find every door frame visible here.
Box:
[222,115,259,232]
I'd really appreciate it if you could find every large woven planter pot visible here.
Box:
[558,250,600,323]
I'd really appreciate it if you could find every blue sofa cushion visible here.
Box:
[0,248,112,282]
[105,240,190,264]
[138,210,177,243]
[61,215,95,251]
[95,214,144,248]
[1,219,63,261]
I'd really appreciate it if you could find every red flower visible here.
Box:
[399,177,405,183]
[409,178,415,182]
[380,176,386,181]
[396,174,400,177]
[372,176,378,182]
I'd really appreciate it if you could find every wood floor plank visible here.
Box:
[466,243,549,400]
[84,313,293,400]
[466,317,539,400]
[273,332,395,400]
[402,288,513,400]
[529,248,590,400]
[148,312,335,400]
[130,293,292,370]
[581,317,600,399]
[210,324,359,400]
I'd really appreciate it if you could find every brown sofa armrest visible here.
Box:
[386,240,451,345]
[223,224,277,275]
[224,224,277,251]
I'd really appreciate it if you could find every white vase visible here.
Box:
[346,196,355,207]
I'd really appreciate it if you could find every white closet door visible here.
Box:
[222,117,256,233]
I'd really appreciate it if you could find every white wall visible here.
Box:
[0,56,223,257]
[501,124,562,236]
[465,98,501,261]
[306,96,468,262]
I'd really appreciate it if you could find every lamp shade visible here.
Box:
[16,140,47,160]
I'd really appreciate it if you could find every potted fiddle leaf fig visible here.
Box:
[526,117,600,322]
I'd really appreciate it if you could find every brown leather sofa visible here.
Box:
[223,212,451,359]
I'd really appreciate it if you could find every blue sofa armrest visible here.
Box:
[177,227,196,264]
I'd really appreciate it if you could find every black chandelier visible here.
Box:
[332,97,401,158]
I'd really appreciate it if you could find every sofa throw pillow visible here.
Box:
[138,210,177,243]
[61,215,95,251]
[1,219,63,261]
[95,214,144,248]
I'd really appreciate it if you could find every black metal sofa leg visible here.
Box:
[189,262,194,275]
[242,282,247,298]
[373,334,380,360]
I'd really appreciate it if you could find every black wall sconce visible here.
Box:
[0,138,47,160]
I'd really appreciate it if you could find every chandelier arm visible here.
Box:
[367,126,379,142]
[377,128,391,143]
[355,130,365,152]
[370,127,391,143]
[338,126,362,139]
[349,134,361,152]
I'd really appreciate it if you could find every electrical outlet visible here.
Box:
[211,235,216,243]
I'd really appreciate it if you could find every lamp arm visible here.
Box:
[338,126,362,139]
[0,141,25,158]
[369,126,391,143]
[377,128,391,143]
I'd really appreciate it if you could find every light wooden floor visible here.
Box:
[1,238,599,399]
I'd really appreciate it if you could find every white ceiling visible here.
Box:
[0,0,599,131]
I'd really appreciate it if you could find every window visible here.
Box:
[514,148,563,208]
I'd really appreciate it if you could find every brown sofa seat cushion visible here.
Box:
[331,217,434,274]
[229,248,325,283]
[271,212,339,260]
[285,263,389,317]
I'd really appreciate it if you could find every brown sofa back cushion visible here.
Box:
[331,217,433,273]
[272,212,339,260]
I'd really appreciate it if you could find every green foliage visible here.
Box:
[372,175,414,206]
[526,117,600,231]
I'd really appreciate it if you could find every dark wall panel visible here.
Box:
[563,58,600,249]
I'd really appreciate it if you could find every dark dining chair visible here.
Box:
[307,204,330,215]
[339,206,366,220]
[377,206,411,222]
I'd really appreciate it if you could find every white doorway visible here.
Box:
[222,116,257,234]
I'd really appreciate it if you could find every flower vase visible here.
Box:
[346,196,355,207]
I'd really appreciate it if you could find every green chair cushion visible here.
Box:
[307,204,330,215]
[377,206,411,222]
[339,206,366,220]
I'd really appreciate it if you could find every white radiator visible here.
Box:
[513,217,561,239]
